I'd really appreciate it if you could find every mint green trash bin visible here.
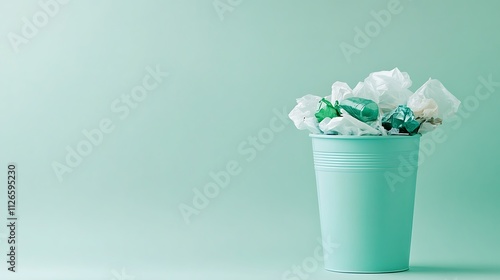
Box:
[311,134,421,273]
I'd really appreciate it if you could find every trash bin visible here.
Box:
[311,134,421,273]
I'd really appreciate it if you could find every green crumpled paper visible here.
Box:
[315,98,342,122]
[382,105,421,135]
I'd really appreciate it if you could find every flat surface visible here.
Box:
[10,264,500,280]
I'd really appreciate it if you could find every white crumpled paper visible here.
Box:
[319,113,381,136]
[331,68,413,115]
[288,94,322,134]
[407,78,461,119]
[331,82,353,102]
[407,97,439,119]
[406,78,460,133]
[358,68,413,114]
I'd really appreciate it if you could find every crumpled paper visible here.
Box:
[407,97,439,119]
[331,81,353,102]
[416,117,443,134]
[288,94,322,134]
[319,114,381,136]
[352,68,413,114]
[315,98,342,122]
[289,69,460,136]
[382,105,421,135]
[406,78,460,133]
[408,78,461,119]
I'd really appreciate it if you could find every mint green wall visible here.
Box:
[0,0,499,279]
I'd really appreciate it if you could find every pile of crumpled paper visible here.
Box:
[288,68,461,136]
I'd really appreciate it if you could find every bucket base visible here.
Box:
[325,267,409,274]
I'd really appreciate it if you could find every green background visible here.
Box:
[1,0,499,279]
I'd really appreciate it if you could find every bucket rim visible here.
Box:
[309,134,421,140]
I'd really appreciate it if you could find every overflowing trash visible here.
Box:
[288,68,461,135]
